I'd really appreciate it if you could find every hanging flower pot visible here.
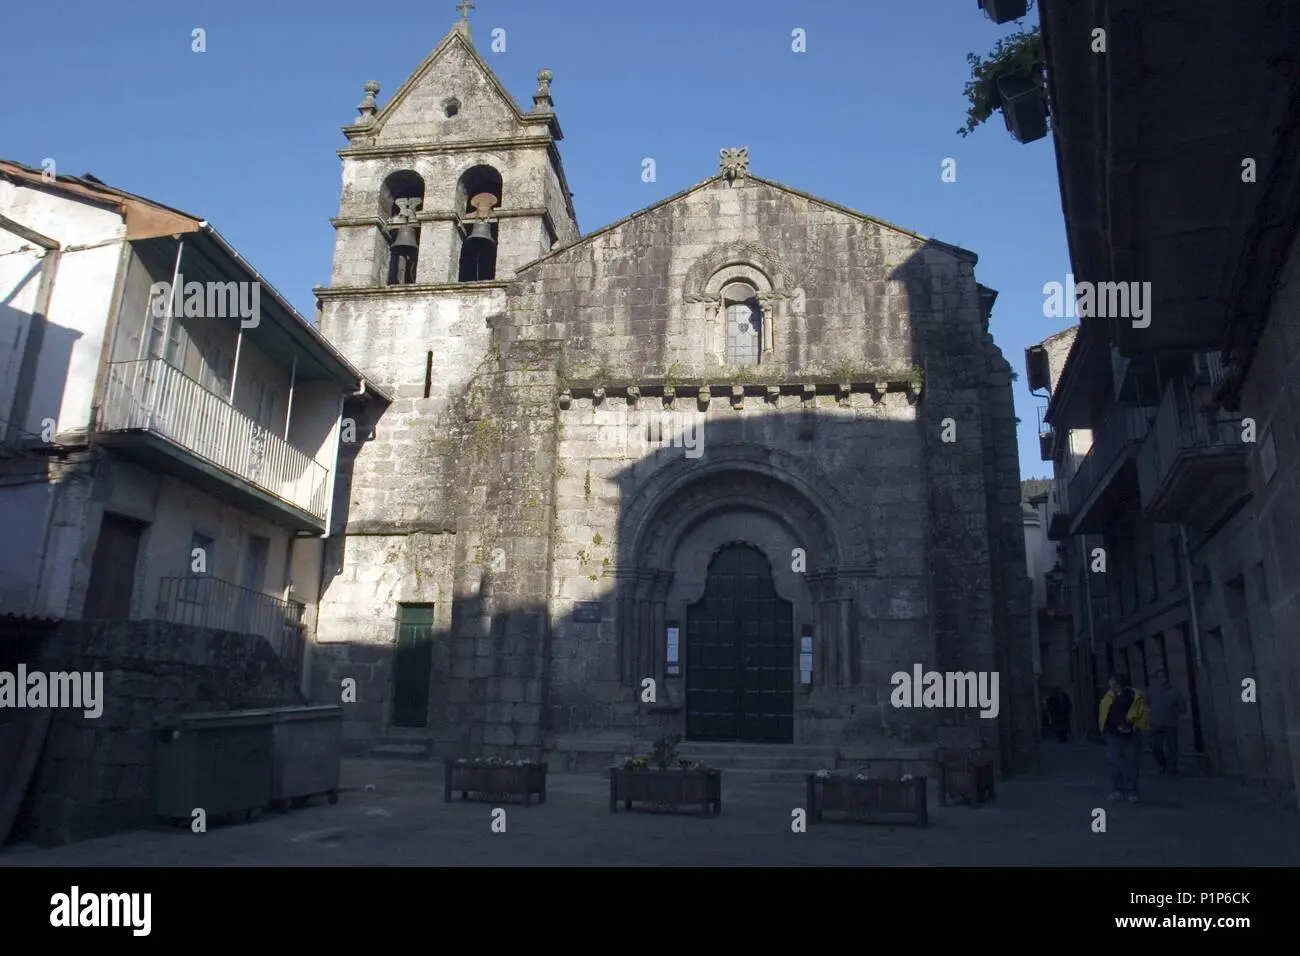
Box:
[958,26,1044,138]
[996,72,1049,143]
[979,0,1029,25]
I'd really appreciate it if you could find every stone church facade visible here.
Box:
[311,15,1039,776]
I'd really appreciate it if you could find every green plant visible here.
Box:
[958,26,1044,137]
[829,360,860,382]
[651,734,681,769]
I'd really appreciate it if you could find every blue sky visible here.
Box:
[2,0,1069,480]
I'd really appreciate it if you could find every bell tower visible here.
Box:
[311,5,581,749]
[321,5,578,290]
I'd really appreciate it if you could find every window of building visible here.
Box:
[722,281,762,366]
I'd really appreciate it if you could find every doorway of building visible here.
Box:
[685,544,794,743]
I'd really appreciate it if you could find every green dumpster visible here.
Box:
[153,709,275,826]
[270,705,343,811]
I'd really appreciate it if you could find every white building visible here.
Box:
[0,161,389,684]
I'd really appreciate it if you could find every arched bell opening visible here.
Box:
[455,165,503,282]
[379,170,425,286]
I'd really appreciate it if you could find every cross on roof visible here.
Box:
[456,0,475,20]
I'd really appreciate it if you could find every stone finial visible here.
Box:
[356,80,381,125]
[532,69,554,113]
[720,146,749,183]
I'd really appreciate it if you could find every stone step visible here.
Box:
[367,738,434,760]
[714,768,824,785]
[676,743,840,775]
[677,754,832,771]
[677,742,840,760]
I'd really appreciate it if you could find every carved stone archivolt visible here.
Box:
[612,448,872,690]
[682,241,795,304]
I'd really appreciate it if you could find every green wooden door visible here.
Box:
[685,545,794,743]
[392,604,435,728]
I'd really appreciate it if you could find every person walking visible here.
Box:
[1044,693,1062,740]
[1057,691,1072,743]
[1099,673,1150,803]
[1146,669,1186,776]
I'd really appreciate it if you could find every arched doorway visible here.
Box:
[685,544,794,743]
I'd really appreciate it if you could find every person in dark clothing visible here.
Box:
[1099,673,1150,802]
[1057,691,1072,743]
[1044,693,1062,740]
[1146,669,1187,776]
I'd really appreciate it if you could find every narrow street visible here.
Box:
[4,742,1296,866]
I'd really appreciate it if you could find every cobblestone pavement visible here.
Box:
[3,742,1297,866]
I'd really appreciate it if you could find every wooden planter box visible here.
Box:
[806,774,928,826]
[939,760,996,807]
[609,768,722,817]
[443,761,547,806]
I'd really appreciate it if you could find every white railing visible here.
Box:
[97,360,330,521]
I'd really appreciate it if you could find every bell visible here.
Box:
[391,223,419,251]
[465,220,494,245]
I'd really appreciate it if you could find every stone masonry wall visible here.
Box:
[1240,228,1300,808]
[13,620,304,846]
[981,333,1041,774]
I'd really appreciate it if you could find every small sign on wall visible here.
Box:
[666,626,680,676]
[573,601,602,623]
[799,635,813,685]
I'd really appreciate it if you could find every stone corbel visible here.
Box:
[626,385,640,407]
[837,383,851,406]
[592,387,605,406]
[697,386,711,411]
[558,388,572,410]
[662,386,676,408]
[801,383,816,406]
[731,385,745,410]
[766,385,780,405]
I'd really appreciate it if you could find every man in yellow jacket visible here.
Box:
[1098,673,1150,803]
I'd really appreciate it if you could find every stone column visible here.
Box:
[615,568,639,686]
[837,595,855,686]
[635,571,656,686]
[416,219,458,284]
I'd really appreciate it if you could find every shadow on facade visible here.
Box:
[308,239,1037,776]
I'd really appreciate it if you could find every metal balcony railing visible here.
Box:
[156,575,306,671]
[1067,403,1151,520]
[1137,378,1243,511]
[97,360,329,521]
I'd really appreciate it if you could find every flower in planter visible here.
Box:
[456,758,468,765]
[622,755,649,771]
[815,769,830,778]
[650,733,682,769]
[676,759,716,773]
[854,773,870,781]
[901,774,914,781]
[957,26,1046,138]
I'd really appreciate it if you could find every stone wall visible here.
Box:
[10,619,304,846]
[1240,227,1300,808]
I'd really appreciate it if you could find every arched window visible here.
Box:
[455,165,503,282]
[379,170,425,286]
[722,280,762,366]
